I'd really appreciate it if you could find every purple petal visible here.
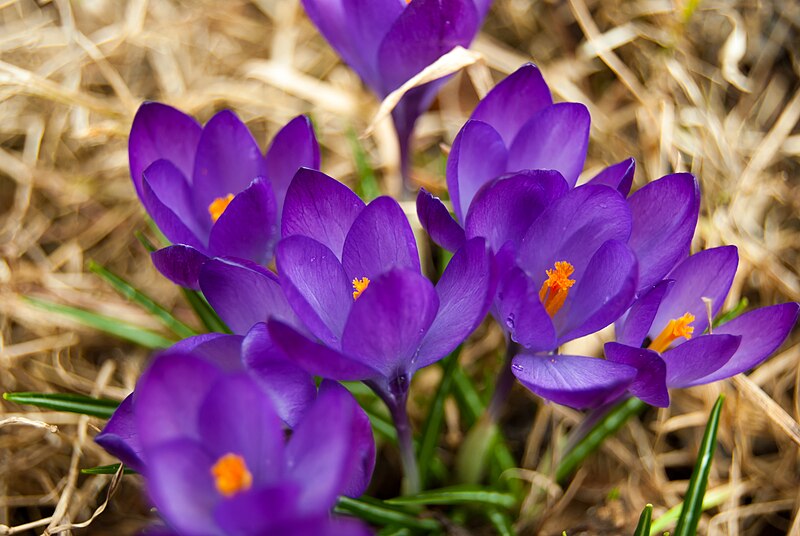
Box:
[141,160,205,250]
[214,485,301,536]
[129,102,201,201]
[150,245,209,290]
[169,333,245,372]
[95,394,144,472]
[519,184,631,284]
[556,240,638,344]
[319,381,376,499]
[511,353,636,409]
[663,334,741,388]
[199,257,296,335]
[135,354,222,449]
[197,373,285,484]
[266,115,321,220]
[242,323,317,428]
[376,0,479,94]
[416,188,465,252]
[585,157,635,196]
[604,343,669,407]
[342,269,438,378]
[495,267,557,351]
[416,238,493,370]
[446,120,508,222]
[650,246,738,340]
[286,381,366,510]
[276,236,352,346]
[506,103,591,188]
[282,168,365,258]
[341,196,420,281]
[144,440,220,536]
[628,173,700,291]
[342,0,406,89]
[208,177,278,265]
[470,63,553,146]
[464,170,568,251]
[191,110,268,218]
[615,280,674,347]
[268,320,382,381]
[693,303,799,384]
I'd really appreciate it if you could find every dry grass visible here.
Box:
[0,0,798,534]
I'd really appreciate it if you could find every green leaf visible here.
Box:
[24,296,174,349]
[556,397,648,483]
[377,527,412,536]
[348,129,381,202]
[450,366,520,495]
[81,463,137,475]
[633,504,653,536]
[649,486,731,535]
[418,347,461,487]
[712,297,749,328]
[89,261,197,339]
[181,289,230,334]
[487,508,516,536]
[385,485,516,509]
[673,394,725,536]
[4,392,120,418]
[335,496,440,532]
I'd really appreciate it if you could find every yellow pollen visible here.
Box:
[352,277,370,300]
[208,193,235,223]
[648,313,695,354]
[538,261,575,317]
[211,453,253,498]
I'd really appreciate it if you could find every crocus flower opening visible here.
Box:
[128,103,320,289]
[605,246,800,408]
[301,0,491,180]
[97,352,375,536]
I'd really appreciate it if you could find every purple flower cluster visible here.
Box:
[99,54,797,533]
[418,63,798,410]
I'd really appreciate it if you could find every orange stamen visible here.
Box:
[648,313,695,353]
[538,261,575,317]
[208,193,235,223]
[211,453,252,498]
[352,277,370,300]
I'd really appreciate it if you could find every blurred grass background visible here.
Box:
[0,0,798,534]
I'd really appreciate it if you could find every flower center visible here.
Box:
[208,193,235,223]
[352,277,370,300]
[538,261,575,317]
[648,313,695,353]
[211,453,253,498]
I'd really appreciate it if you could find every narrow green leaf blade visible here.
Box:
[556,397,648,483]
[181,289,230,334]
[89,261,197,339]
[487,508,516,536]
[649,486,731,535]
[674,394,725,536]
[81,463,137,475]
[335,496,440,531]
[347,128,381,202]
[418,347,461,487]
[24,296,174,349]
[4,392,120,418]
[385,485,516,509]
[633,504,653,536]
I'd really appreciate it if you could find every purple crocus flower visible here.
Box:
[96,323,318,472]
[604,246,799,407]
[98,352,374,536]
[301,0,491,178]
[128,102,320,289]
[196,168,493,491]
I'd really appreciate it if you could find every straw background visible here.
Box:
[0,0,798,534]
